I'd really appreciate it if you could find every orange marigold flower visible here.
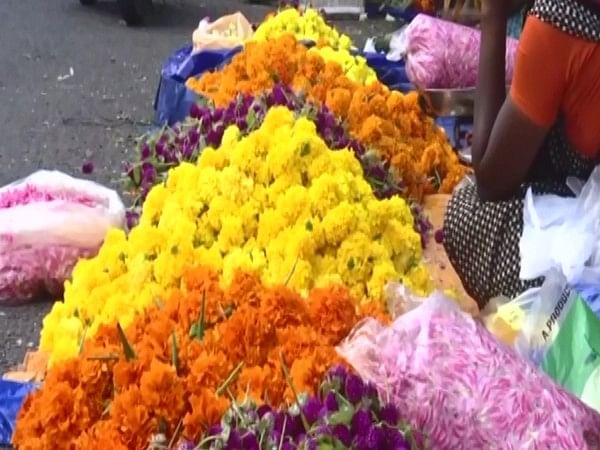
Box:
[186,34,469,200]
[14,266,377,449]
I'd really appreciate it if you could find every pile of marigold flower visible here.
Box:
[40,107,429,366]
[253,8,353,50]
[187,34,467,200]
[14,266,389,450]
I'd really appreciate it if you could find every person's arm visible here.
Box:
[472,9,567,201]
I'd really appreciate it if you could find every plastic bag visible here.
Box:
[0,380,37,445]
[486,271,600,412]
[337,284,600,449]
[0,170,125,303]
[520,165,600,285]
[192,12,253,53]
[399,14,518,88]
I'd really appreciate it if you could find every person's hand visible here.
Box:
[481,0,527,20]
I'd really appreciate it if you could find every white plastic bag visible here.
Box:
[192,12,253,53]
[520,165,600,285]
[338,283,600,448]
[0,170,125,303]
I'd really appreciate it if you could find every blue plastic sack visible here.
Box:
[153,44,242,126]
[360,52,413,92]
[0,380,37,445]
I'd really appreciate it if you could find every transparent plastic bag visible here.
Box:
[520,165,600,285]
[0,170,125,303]
[338,284,600,449]
[400,14,518,88]
[192,12,253,53]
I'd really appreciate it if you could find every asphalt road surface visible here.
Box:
[0,0,398,373]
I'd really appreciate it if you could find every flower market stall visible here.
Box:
[5,6,600,450]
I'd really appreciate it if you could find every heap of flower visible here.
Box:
[14,266,389,450]
[171,365,424,449]
[253,7,352,50]
[187,34,468,200]
[40,107,429,365]
[123,84,430,243]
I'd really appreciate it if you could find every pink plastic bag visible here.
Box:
[401,14,518,88]
[0,171,125,304]
[337,286,600,449]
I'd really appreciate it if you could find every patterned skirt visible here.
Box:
[443,128,597,308]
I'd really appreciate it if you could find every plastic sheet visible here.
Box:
[153,44,242,125]
[338,284,600,449]
[0,380,36,445]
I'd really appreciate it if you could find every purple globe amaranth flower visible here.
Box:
[206,125,225,147]
[141,161,157,184]
[125,211,139,229]
[326,365,348,385]
[324,391,339,412]
[257,404,272,418]
[434,228,444,244]
[383,425,410,449]
[331,424,352,447]
[174,439,196,450]
[81,160,94,174]
[187,127,200,146]
[240,431,260,450]
[365,425,385,449]
[302,397,323,425]
[226,429,242,449]
[351,409,373,436]
[190,103,203,119]
[344,374,365,404]
[140,143,151,160]
[207,424,223,437]
[379,404,400,426]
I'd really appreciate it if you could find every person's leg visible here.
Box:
[442,182,541,308]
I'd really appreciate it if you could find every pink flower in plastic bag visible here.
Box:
[337,291,600,449]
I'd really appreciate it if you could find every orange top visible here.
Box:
[510,16,600,158]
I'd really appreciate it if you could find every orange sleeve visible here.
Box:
[510,17,569,127]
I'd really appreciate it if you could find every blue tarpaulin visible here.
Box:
[0,380,37,445]
[153,45,242,126]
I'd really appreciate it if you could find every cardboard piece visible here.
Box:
[422,194,478,315]
[2,351,47,384]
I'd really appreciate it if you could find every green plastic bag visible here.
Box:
[542,295,600,411]
[513,271,600,412]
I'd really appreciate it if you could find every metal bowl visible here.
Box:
[421,88,475,118]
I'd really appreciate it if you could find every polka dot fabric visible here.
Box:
[531,0,600,42]
[443,127,598,308]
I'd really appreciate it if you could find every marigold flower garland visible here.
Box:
[123,85,430,243]
[14,267,389,450]
[40,107,429,365]
[187,34,468,200]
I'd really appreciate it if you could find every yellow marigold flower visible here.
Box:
[252,8,352,51]
[39,107,430,364]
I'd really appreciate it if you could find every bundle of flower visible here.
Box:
[253,7,352,50]
[123,84,429,242]
[15,267,388,449]
[186,35,468,200]
[170,365,425,450]
[40,107,429,364]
